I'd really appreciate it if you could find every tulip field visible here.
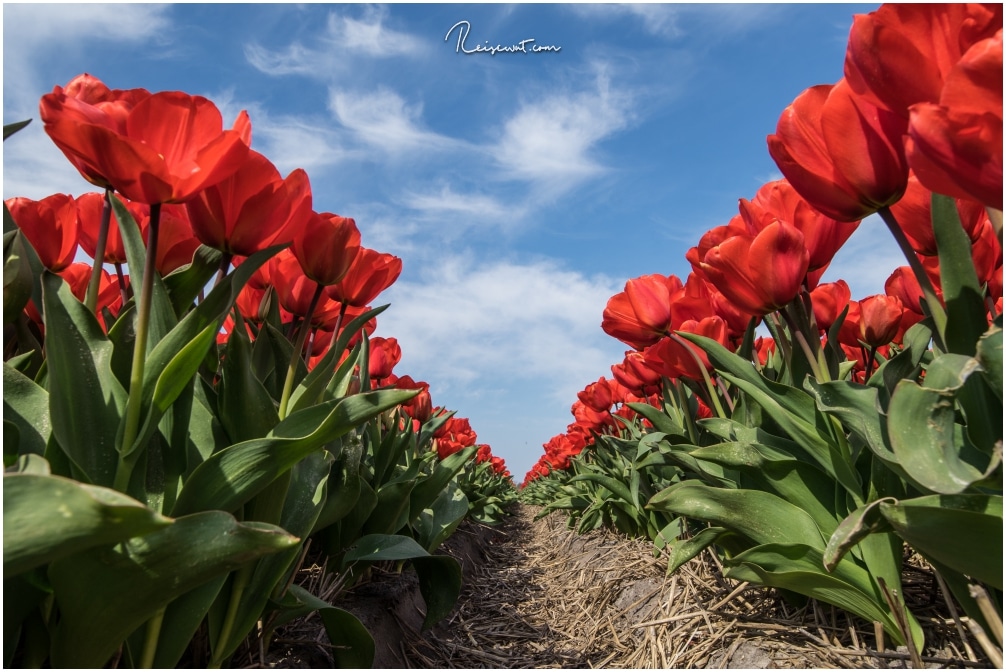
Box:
[3,3,1003,669]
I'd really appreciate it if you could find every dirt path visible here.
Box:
[266,504,985,669]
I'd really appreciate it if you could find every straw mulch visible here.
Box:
[257,504,992,668]
[404,505,990,669]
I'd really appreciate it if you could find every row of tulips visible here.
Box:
[522,2,1002,659]
[3,72,513,668]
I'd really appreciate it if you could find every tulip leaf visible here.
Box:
[932,194,987,357]
[3,473,171,578]
[162,244,224,317]
[42,272,126,487]
[823,497,896,571]
[976,324,1002,402]
[413,555,463,630]
[4,230,34,326]
[664,526,731,574]
[409,444,477,520]
[280,584,375,669]
[172,389,416,516]
[364,479,417,536]
[689,441,840,538]
[648,481,825,549]
[288,304,388,414]
[888,380,984,494]
[878,494,1002,589]
[48,511,298,668]
[342,533,430,565]
[724,543,920,650]
[112,195,177,351]
[3,363,50,459]
[413,481,469,553]
[3,119,30,140]
[218,319,278,443]
[626,401,686,437]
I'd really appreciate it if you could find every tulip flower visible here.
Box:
[577,377,615,414]
[697,221,809,317]
[809,280,852,331]
[368,336,402,382]
[5,194,79,271]
[43,88,251,205]
[433,416,478,460]
[641,316,729,384]
[326,246,403,307]
[888,175,988,256]
[768,79,910,222]
[684,216,748,273]
[138,204,201,276]
[844,4,1002,118]
[611,351,663,397]
[395,376,433,423]
[885,266,930,316]
[292,212,361,287]
[272,250,322,318]
[858,294,905,348]
[601,274,683,350]
[76,192,132,264]
[738,179,859,271]
[186,149,313,258]
[906,30,1003,209]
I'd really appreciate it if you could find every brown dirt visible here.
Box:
[255,505,993,669]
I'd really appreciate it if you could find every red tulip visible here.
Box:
[76,192,131,264]
[810,280,852,331]
[292,212,361,286]
[844,4,1002,118]
[433,416,477,460]
[697,221,809,316]
[888,174,988,255]
[42,87,251,204]
[611,351,663,397]
[685,216,748,273]
[642,316,729,383]
[601,274,683,350]
[857,294,905,347]
[906,30,1003,209]
[577,377,614,414]
[326,246,403,307]
[368,336,402,381]
[272,250,321,317]
[5,194,79,271]
[885,266,930,315]
[768,79,909,222]
[138,203,201,275]
[738,179,859,271]
[186,149,313,256]
[395,376,433,423]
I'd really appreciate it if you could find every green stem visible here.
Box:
[877,206,947,350]
[277,283,324,420]
[781,305,827,382]
[209,566,252,669]
[213,252,232,289]
[139,606,166,668]
[84,189,113,313]
[114,203,160,493]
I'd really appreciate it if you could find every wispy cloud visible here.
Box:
[328,87,463,156]
[380,255,625,402]
[568,4,784,41]
[491,66,633,197]
[402,185,512,220]
[245,6,427,77]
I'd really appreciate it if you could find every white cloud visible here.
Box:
[380,255,624,401]
[568,4,783,41]
[3,5,172,114]
[328,87,462,156]
[403,185,512,220]
[491,67,632,196]
[245,6,426,77]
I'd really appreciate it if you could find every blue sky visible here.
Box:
[4,3,903,480]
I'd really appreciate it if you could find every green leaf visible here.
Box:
[172,390,416,515]
[3,119,30,140]
[413,555,463,630]
[879,494,1002,589]
[3,363,50,458]
[342,533,429,566]
[409,444,477,520]
[363,479,417,536]
[281,584,375,668]
[664,526,730,574]
[3,473,171,578]
[724,543,921,649]
[128,575,227,669]
[932,194,988,357]
[48,512,298,668]
[162,245,224,317]
[976,324,1003,402]
[218,319,279,442]
[41,272,126,486]
[4,230,34,325]
[414,481,469,553]
[648,480,825,549]
[887,380,984,494]
[823,498,897,572]
[289,305,389,414]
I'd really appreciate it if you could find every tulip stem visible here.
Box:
[214,252,233,289]
[115,203,160,493]
[781,305,827,382]
[84,189,113,313]
[139,606,166,668]
[877,206,947,350]
[278,284,324,420]
[670,333,727,419]
[115,262,130,304]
